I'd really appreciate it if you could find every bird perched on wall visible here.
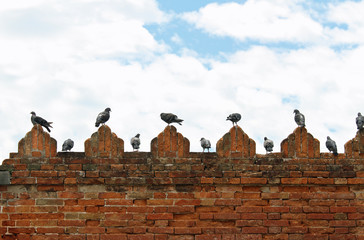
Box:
[62,139,74,151]
[326,136,338,156]
[356,112,364,130]
[95,108,111,127]
[263,137,274,153]
[226,113,241,126]
[30,111,53,132]
[130,134,141,151]
[200,138,211,152]
[293,109,305,127]
[160,113,183,125]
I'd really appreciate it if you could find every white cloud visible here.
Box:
[182,0,324,43]
[1,0,364,164]
[325,0,364,44]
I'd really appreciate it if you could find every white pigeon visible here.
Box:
[130,134,141,151]
[200,138,211,152]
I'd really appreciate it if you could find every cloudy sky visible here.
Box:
[1,0,363,162]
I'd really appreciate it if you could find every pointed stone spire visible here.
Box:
[17,125,57,158]
[151,125,190,158]
[280,127,320,158]
[216,126,256,158]
[85,125,124,158]
[345,129,364,158]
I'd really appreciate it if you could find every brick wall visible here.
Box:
[1,124,364,240]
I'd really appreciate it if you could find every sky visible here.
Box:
[1,0,364,163]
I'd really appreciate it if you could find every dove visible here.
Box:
[293,109,305,127]
[30,111,53,132]
[226,113,241,126]
[62,139,74,151]
[263,137,274,153]
[95,108,111,127]
[326,136,338,156]
[160,113,183,125]
[356,112,364,130]
[200,138,211,152]
[130,134,141,151]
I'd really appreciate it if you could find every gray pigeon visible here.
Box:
[263,137,274,153]
[160,113,183,125]
[226,113,241,126]
[293,109,305,127]
[200,138,211,152]
[95,108,111,127]
[62,139,74,151]
[130,134,141,151]
[356,112,364,130]
[30,111,53,132]
[326,136,338,156]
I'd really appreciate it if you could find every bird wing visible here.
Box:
[34,116,50,126]
[96,111,109,123]
[131,137,140,145]
[264,139,273,149]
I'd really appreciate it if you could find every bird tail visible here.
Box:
[176,119,183,125]
[45,126,51,132]
[333,151,338,156]
[48,122,53,128]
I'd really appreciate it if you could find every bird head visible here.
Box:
[135,134,140,138]
[105,108,111,112]
[358,112,362,117]
[200,138,205,141]
[30,111,36,115]
[264,137,267,141]
[327,136,331,140]
[293,109,299,114]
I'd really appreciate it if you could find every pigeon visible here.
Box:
[95,108,111,127]
[62,139,74,151]
[200,138,211,152]
[226,113,241,126]
[263,137,274,153]
[293,109,305,127]
[130,134,141,151]
[326,136,338,156]
[30,111,53,132]
[356,112,364,130]
[160,113,183,125]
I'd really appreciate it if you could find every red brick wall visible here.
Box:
[1,125,364,240]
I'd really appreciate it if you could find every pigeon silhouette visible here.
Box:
[62,139,74,151]
[130,134,141,151]
[263,137,274,153]
[160,113,183,125]
[200,138,211,152]
[226,113,241,126]
[356,112,364,130]
[30,111,53,132]
[326,136,338,156]
[293,109,305,127]
[95,108,111,127]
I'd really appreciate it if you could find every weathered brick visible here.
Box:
[242,227,267,234]
[2,127,364,240]
[147,213,173,220]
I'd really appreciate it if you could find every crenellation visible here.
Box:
[0,124,364,239]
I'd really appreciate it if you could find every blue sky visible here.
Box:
[0,0,364,162]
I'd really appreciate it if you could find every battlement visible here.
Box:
[1,125,364,239]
